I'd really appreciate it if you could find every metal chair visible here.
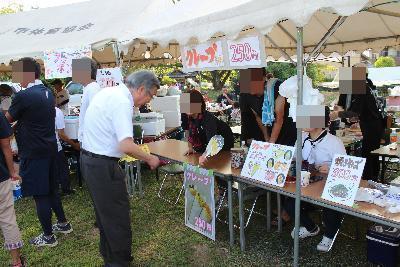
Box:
[216,182,267,229]
[157,163,185,205]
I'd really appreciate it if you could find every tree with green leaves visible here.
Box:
[374,56,396,68]
[198,70,237,91]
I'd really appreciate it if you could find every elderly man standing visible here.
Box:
[81,70,161,267]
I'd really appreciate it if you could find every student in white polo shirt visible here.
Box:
[81,70,161,267]
[285,106,347,252]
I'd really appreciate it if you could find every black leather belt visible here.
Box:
[81,149,119,161]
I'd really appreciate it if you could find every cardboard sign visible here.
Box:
[240,141,295,187]
[43,45,92,79]
[182,41,224,71]
[184,163,215,240]
[227,36,263,67]
[96,67,123,88]
[321,154,366,206]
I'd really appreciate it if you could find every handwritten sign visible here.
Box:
[43,45,92,79]
[96,67,123,88]
[321,154,366,206]
[227,36,263,67]
[182,41,224,71]
[240,141,295,187]
[184,163,215,240]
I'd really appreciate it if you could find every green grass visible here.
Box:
[0,167,385,266]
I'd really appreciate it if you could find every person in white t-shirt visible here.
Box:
[55,107,80,195]
[76,58,101,143]
[285,106,347,252]
[53,79,70,115]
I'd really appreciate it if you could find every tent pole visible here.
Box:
[306,16,348,64]
[293,26,304,267]
[112,42,121,67]
[265,34,297,66]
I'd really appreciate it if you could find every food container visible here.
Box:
[12,180,22,201]
[230,148,245,169]
[367,224,400,267]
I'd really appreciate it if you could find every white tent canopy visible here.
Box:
[0,0,399,68]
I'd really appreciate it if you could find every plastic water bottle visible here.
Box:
[390,128,398,143]
[12,180,22,201]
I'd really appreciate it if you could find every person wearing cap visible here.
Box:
[331,63,385,181]
[285,106,347,252]
[53,79,70,115]
[6,57,72,248]
[81,70,161,266]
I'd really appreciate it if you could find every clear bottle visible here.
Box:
[390,128,398,143]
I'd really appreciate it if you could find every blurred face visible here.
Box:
[132,85,157,107]
[180,93,202,117]
[54,83,63,92]
[222,88,228,94]
[12,60,35,88]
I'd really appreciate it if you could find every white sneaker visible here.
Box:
[317,236,334,252]
[291,226,320,239]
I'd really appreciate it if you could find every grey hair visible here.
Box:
[125,70,160,92]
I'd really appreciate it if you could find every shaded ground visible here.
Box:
[0,167,388,266]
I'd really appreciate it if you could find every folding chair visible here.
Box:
[216,182,267,229]
[157,163,185,205]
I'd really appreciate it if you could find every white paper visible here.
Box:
[322,154,366,206]
[181,41,224,71]
[227,36,263,67]
[96,67,123,88]
[43,45,92,79]
[240,141,295,187]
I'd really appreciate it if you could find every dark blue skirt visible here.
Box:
[20,157,57,197]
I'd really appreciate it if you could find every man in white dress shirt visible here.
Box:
[81,70,161,267]
[76,57,101,143]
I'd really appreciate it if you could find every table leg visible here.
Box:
[137,161,143,196]
[76,154,82,187]
[238,182,245,251]
[227,178,234,247]
[380,156,386,184]
[267,191,271,232]
[277,193,282,233]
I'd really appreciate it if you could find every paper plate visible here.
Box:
[205,135,224,157]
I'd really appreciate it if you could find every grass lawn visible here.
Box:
[0,166,385,266]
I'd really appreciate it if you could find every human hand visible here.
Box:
[317,164,330,174]
[184,146,194,156]
[10,172,22,182]
[199,154,208,166]
[329,111,339,121]
[147,155,160,170]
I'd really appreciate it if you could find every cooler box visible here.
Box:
[161,111,181,128]
[64,116,79,140]
[133,112,165,136]
[150,95,180,112]
[133,120,165,136]
[367,224,400,267]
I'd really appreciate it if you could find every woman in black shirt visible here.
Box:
[182,90,234,166]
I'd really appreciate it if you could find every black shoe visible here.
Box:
[29,233,58,247]
[52,222,73,234]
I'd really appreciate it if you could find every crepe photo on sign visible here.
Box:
[240,141,295,187]
[205,135,224,158]
[184,163,215,241]
[321,154,366,206]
